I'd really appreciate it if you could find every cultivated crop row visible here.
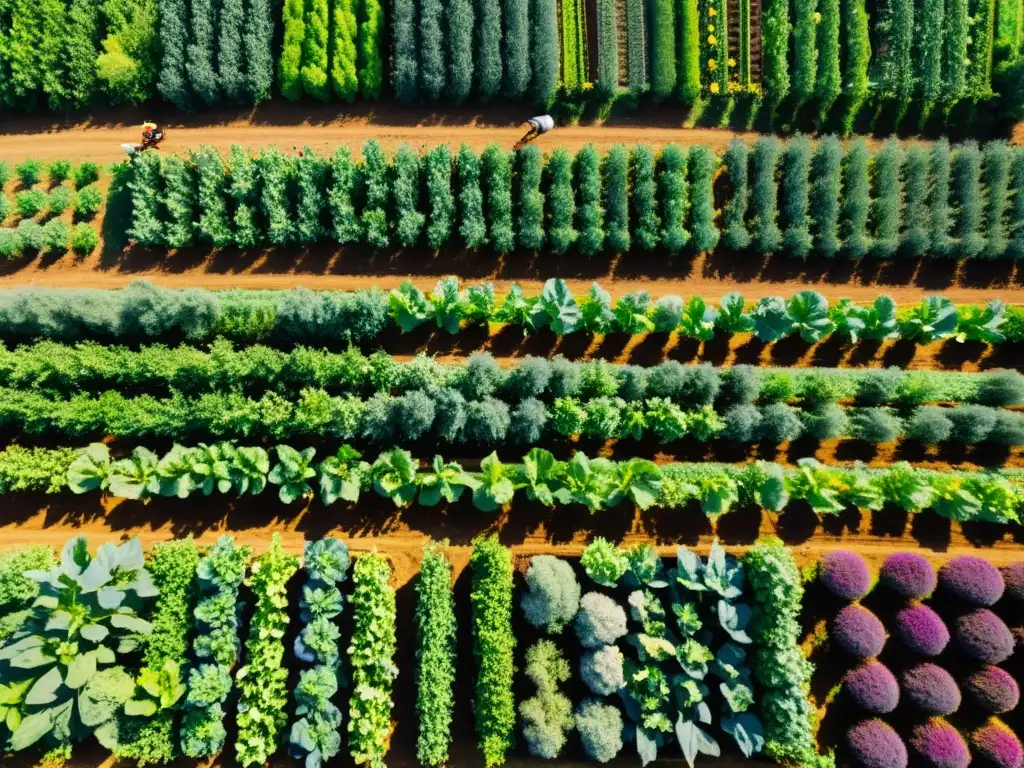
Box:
[5,342,1016,405]
[127,139,1024,260]
[4,385,1024,447]
[0,159,106,259]
[0,280,1016,348]
[0,441,1014,523]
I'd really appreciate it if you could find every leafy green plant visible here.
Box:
[269,445,316,504]
[581,537,628,587]
[0,537,157,752]
[470,536,515,768]
[415,543,456,767]
[234,534,299,767]
[181,536,251,758]
[347,552,396,768]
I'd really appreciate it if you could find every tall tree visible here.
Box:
[218,0,247,101]
[279,0,305,100]
[156,0,190,107]
[419,0,446,100]
[244,0,276,102]
[476,0,503,99]
[448,0,475,102]
[392,0,418,101]
[330,0,359,100]
[504,0,530,97]
[358,0,384,98]
[301,0,330,99]
[529,0,557,105]
[187,0,221,105]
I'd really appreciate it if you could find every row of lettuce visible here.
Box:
[0,534,825,768]
[0,442,1019,524]
[0,280,1017,348]
[812,549,1022,768]
[128,139,1024,261]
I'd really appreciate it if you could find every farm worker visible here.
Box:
[519,114,555,146]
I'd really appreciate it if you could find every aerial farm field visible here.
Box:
[0,0,1022,766]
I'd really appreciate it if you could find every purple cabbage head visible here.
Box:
[901,663,962,716]
[847,719,909,768]
[972,721,1024,768]
[894,604,950,656]
[834,604,887,659]
[965,667,1021,714]
[845,662,900,714]
[1001,562,1024,602]
[821,550,873,600]
[910,719,971,768]
[939,556,1006,607]
[879,553,938,599]
[954,609,1015,664]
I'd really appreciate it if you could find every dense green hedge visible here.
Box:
[415,542,457,767]
[470,536,515,767]
[0,280,1017,347]
[116,541,200,765]
[125,140,1024,259]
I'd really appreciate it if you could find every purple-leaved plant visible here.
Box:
[847,719,908,768]
[910,719,971,768]
[845,662,900,714]
[972,720,1023,768]
[954,609,1015,664]
[834,604,887,659]
[880,552,937,599]
[965,667,1021,714]
[939,556,1005,607]
[821,550,873,600]
[901,663,962,716]
[894,604,950,656]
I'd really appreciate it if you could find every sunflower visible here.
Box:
[708,58,717,70]
[708,35,717,45]
[710,82,721,94]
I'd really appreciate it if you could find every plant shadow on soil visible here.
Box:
[97,239,1024,295]
[6,490,1021,552]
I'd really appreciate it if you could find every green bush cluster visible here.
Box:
[743,539,821,767]
[126,140,1024,259]
[471,535,516,767]
[116,540,200,765]
[234,534,299,766]
[415,542,457,767]
[347,552,397,768]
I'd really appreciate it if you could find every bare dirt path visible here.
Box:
[0,100,930,165]
[5,262,1024,306]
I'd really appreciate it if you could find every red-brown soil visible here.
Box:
[0,100,936,166]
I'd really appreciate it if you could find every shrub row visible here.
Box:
[744,539,821,766]
[234,534,299,766]
[5,341,1015,406]
[6,440,1019,524]
[180,536,251,758]
[126,140,1024,259]
[5,383,1024,448]
[116,541,200,764]
[347,552,397,768]
[415,542,457,767]
[470,535,516,767]
[0,279,1016,348]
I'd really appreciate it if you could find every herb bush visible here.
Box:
[235,534,299,767]
[347,551,397,768]
[470,536,515,768]
[415,542,457,767]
